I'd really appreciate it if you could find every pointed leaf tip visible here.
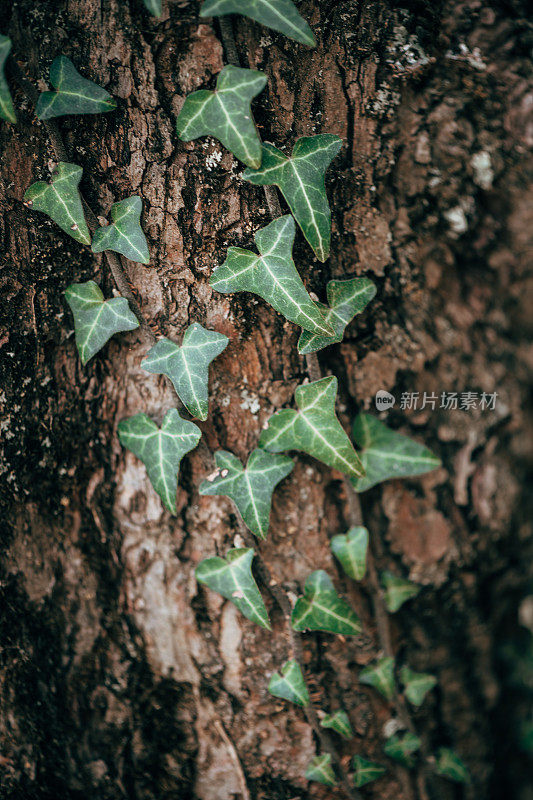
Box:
[359,656,395,701]
[434,748,470,783]
[24,162,91,244]
[36,56,116,120]
[268,659,309,706]
[200,0,316,46]
[383,731,421,768]
[320,710,354,739]
[352,755,386,787]
[382,571,420,613]
[0,35,16,123]
[400,665,437,707]
[292,570,361,636]
[305,753,337,786]
[92,196,150,264]
[331,526,369,581]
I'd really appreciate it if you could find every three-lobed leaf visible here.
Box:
[200,0,316,46]
[92,196,150,264]
[320,710,353,739]
[36,56,116,120]
[382,571,420,613]
[305,754,337,786]
[331,526,369,581]
[292,570,361,636]
[196,547,271,629]
[65,280,139,365]
[383,732,421,768]
[118,409,201,514]
[242,135,342,261]
[24,162,91,245]
[359,656,395,701]
[200,448,293,538]
[434,748,470,783]
[400,666,437,707]
[0,35,16,123]
[352,755,386,787]
[142,323,229,420]
[268,659,309,706]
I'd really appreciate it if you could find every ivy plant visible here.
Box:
[92,196,150,264]
[352,755,386,787]
[382,571,421,613]
[24,162,91,244]
[292,570,361,635]
[400,666,437,707]
[268,659,309,706]
[305,753,336,786]
[331,526,369,581]
[435,748,470,783]
[36,56,116,119]
[383,731,421,768]
[359,656,395,701]
[320,710,353,739]
[0,35,16,123]
[142,0,162,15]
[200,0,316,46]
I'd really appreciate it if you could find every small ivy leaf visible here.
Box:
[305,753,337,786]
[0,36,16,124]
[118,409,201,514]
[298,277,376,355]
[351,413,441,492]
[242,135,342,261]
[200,0,316,46]
[359,656,395,701]
[400,666,437,707]
[320,710,353,739]
[176,65,267,168]
[382,571,420,613]
[199,449,293,538]
[141,324,229,420]
[268,659,309,707]
[210,215,334,336]
[36,56,116,120]
[259,376,365,479]
[352,755,386,787]
[330,526,369,581]
[24,162,91,245]
[292,570,362,636]
[434,748,470,783]
[196,547,271,630]
[383,732,421,768]
[143,0,162,15]
[65,280,139,365]
[92,196,150,264]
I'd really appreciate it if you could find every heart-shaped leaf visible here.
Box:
[176,65,266,168]
[143,0,162,15]
[141,324,229,420]
[0,35,16,124]
[298,277,376,354]
[36,56,116,120]
[268,659,309,706]
[92,196,149,264]
[383,732,421,768]
[359,656,395,701]
[434,748,470,783]
[118,409,201,514]
[351,413,441,492]
[200,449,293,538]
[400,666,437,707]
[200,0,316,46]
[65,280,139,365]
[259,376,364,478]
[331,526,369,581]
[382,571,420,613]
[352,755,386,787]
[292,570,361,635]
[24,162,91,245]
[305,754,336,786]
[210,215,333,336]
[320,710,353,739]
[242,135,342,261]
[196,547,271,629]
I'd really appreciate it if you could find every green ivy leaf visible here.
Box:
[196,547,271,629]
[351,413,441,492]
[330,526,369,581]
[268,659,309,706]
[292,570,361,636]
[0,35,16,124]
[298,277,376,354]
[92,196,150,264]
[305,753,337,786]
[400,666,437,707]
[36,56,116,120]
[352,755,386,787]
[383,732,421,768]
[382,571,420,613]
[24,162,91,245]
[141,324,229,420]
[176,65,266,168]
[434,748,470,783]
[65,280,139,365]
[200,0,316,46]
[210,215,334,336]
[143,0,162,15]
[118,409,201,514]
[320,710,353,739]
[259,376,364,478]
[199,449,293,538]
[359,656,395,701]
[242,135,342,261]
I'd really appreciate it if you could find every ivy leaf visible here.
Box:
[199,449,293,538]
[176,65,266,168]
[383,732,421,768]
[210,215,334,336]
[352,755,386,787]
[434,748,470,783]
[268,659,309,707]
[143,0,162,15]
[141,324,229,420]
[92,196,150,264]
[351,413,441,492]
[0,35,16,124]
[24,162,91,245]
[305,754,337,786]
[200,0,316,46]
[382,571,420,613]
[359,656,395,701]
[65,280,139,365]
[36,56,116,120]
[292,570,362,636]
[196,547,271,629]
[400,666,437,707]
[298,277,376,355]
[320,710,353,739]
[118,409,201,514]
[259,376,364,479]
[242,135,342,261]
[330,526,369,581]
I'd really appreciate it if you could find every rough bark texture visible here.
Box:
[0,1,531,799]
